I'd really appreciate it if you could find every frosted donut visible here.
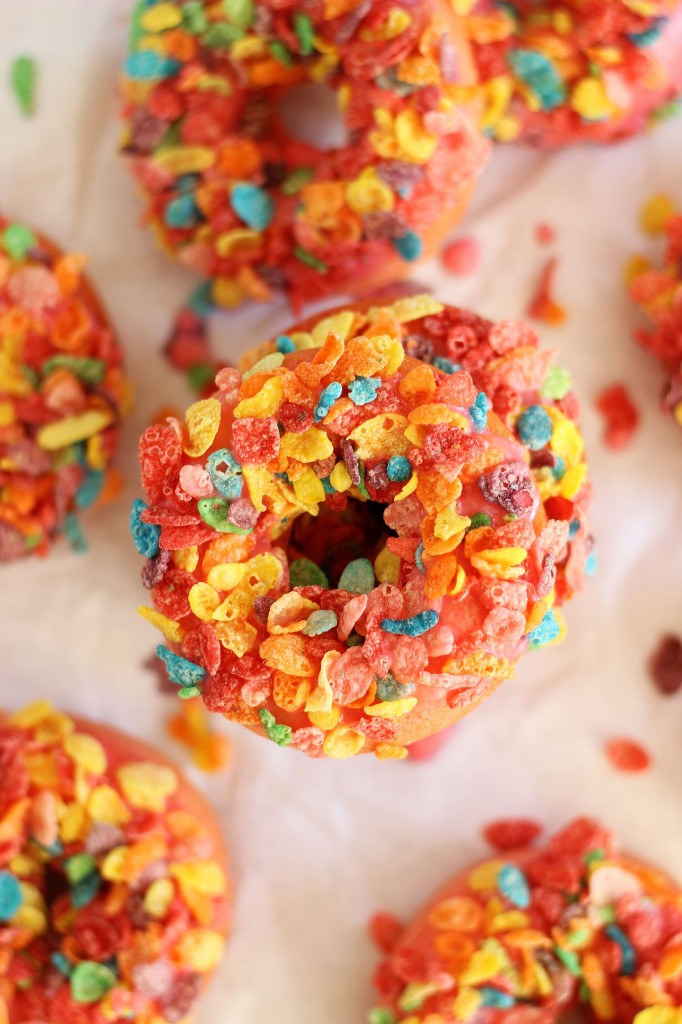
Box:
[132,294,586,760]
[461,0,682,146]
[369,817,682,1024]
[120,0,488,308]
[0,701,230,1024]
[0,217,131,561]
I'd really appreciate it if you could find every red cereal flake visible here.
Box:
[595,384,639,450]
[605,737,651,773]
[526,258,566,326]
[230,417,280,464]
[649,634,682,695]
[441,236,481,277]
[369,913,404,954]
[535,223,556,246]
[483,817,542,851]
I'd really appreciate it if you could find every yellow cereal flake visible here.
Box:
[311,310,356,345]
[155,146,216,174]
[63,733,107,776]
[375,546,400,584]
[305,649,339,713]
[453,986,483,1020]
[117,762,178,812]
[88,785,131,826]
[172,860,227,896]
[234,375,283,418]
[36,410,113,451]
[346,168,395,215]
[214,619,258,656]
[365,697,417,718]
[139,2,183,31]
[173,929,225,972]
[570,77,617,121]
[322,724,366,758]
[470,546,527,580]
[640,193,676,236]
[144,877,175,919]
[183,398,222,457]
[267,593,320,634]
[330,461,352,492]
[433,508,471,542]
[348,413,410,460]
[280,426,333,462]
[173,546,200,572]
[394,472,418,502]
[189,582,222,621]
[293,466,326,506]
[9,700,56,729]
[207,562,248,591]
[138,605,185,644]
[374,742,409,760]
[366,334,405,376]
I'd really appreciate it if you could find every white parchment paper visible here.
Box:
[1,4,681,1021]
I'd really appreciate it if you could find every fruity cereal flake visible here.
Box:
[0,218,131,561]
[369,817,682,1024]
[133,295,591,759]
[0,702,231,1024]
[119,0,489,309]
[457,0,682,147]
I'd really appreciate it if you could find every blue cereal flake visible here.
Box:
[165,193,200,228]
[75,470,105,510]
[415,542,425,574]
[586,550,597,577]
[314,382,343,421]
[433,356,460,374]
[71,872,101,909]
[386,455,412,482]
[125,50,181,80]
[469,391,490,432]
[568,518,580,539]
[302,610,338,636]
[516,405,553,450]
[63,513,88,553]
[605,925,636,975]
[231,183,274,230]
[130,499,161,558]
[497,862,531,908]
[338,557,375,595]
[156,645,206,687]
[376,673,416,701]
[348,376,382,406]
[507,49,566,111]
[479,988,517,1009]
[206,448,243,498]
[628,17,666,46]
[392,231,422,261]
[381,609,439,636]
[527,609,560,650]
[0,872,22,921]
[276,334,295,353]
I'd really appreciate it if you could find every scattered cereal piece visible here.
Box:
[527,258,566,325]
[10,56,36,117]
[442,236,481,276]
[605,737,651,773]
[595,384,639,450]
[649,635,682,695]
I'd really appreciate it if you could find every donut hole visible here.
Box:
[277,82,347,151]
[286,499,396,589]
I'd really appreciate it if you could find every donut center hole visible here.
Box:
[287,499,395,588]
[278,83,347,151]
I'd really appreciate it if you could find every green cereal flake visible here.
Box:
[10,56,36,117]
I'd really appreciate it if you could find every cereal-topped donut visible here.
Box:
[629,205,682,428]
[369,817,682,1024]
[0,217,131,561]
[120,0,489,308]
[244,297,592,607]
[458,0,682,146]
[132,294,587,760]
[0,701,230,1024]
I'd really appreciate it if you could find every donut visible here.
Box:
[0,217,131,561]
[0,701,230,1024]
[628,204,682,428]
[119,0,489,309]
[458,0,682,146]
[369,816,682,1024]
[132,293,587,760]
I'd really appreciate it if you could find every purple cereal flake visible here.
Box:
[130,110,169,153]
[159,973,202,1023]
[536,553,556,597]
[227,497,258,529]
[479,461,534,517]
[362,210,409,241]
[366,461,391,492]
[254,263,287,289]
[132,959,174,998]
[141,548,172,589]
[376,161,425,192]
[254,595,275,624]
[341,439,360,485]
[85,822,126,856]
[6,441,51,476]
[402,333,434,362]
